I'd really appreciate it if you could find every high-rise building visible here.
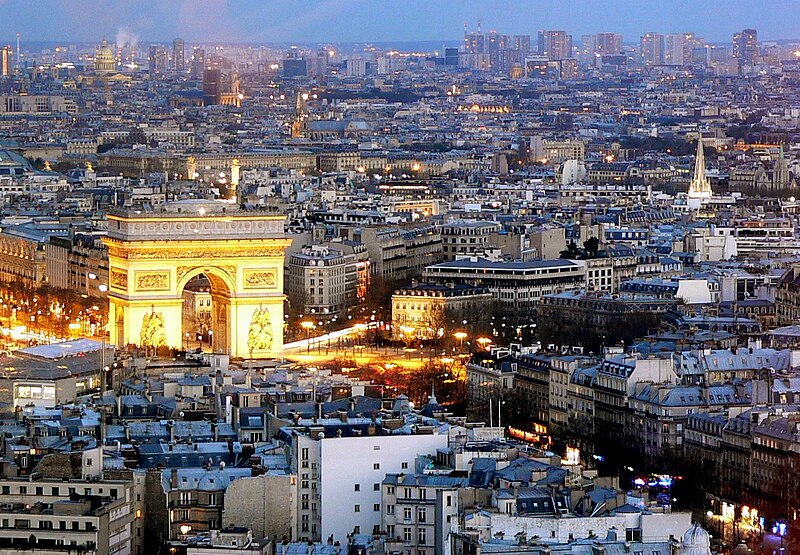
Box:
[733,28,758,70]
[579,34,597,65]
[640,32,665,66]
[464,32,485,54]
[202,68,221,106]
[172,37,185,73]
[665,34,687,65]
[345,58,367,77]
[282,57,308,78]
[596,33,623,56]
[0,46,10,77]
[148,45,169,74]
[444,47,459,66]
[191,47,205,79]
[538,30,573,61]
[513,35,531,54]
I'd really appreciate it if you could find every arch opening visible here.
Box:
[179,269,233,354]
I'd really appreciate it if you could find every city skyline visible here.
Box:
[1,0,800,44]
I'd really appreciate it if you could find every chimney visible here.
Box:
[338,409,348,423]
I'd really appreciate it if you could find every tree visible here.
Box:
[583,237,600,258]
[560,241,580,259]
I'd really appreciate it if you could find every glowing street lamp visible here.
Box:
[301,320,315,352]
[454,331,467,351]
[476,337,492,350]
[400,325,415,348]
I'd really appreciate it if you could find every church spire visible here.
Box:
[688,139,712,199]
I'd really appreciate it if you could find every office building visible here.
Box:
[422,258,587,314]
[202,68,221,106]
[444,47,459,66]
[282,57,307,78]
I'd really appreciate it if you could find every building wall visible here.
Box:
[223,473,295,540]
[319,434,449,543]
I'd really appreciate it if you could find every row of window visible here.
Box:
[0,485,117,498]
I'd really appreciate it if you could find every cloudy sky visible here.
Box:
[1,0,799,44]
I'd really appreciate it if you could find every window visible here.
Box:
[354,505,360,513]
[373,463,380,470]
[374,483,380,491]
[386,505,394,515]
[403,528,412,542]
[401,462,408,469]
[418,529,427,544]
[403,507,412,520]
[354,484,360,492]
[418,508,426,523]
[374,504,380,512]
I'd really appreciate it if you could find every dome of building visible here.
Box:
[682,523,711,555]
[94,39,116,74]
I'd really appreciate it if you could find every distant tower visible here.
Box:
[688,139,712,200]
[291,91,308,138]
[773,145,790,190]
[172,38,185,73]
[15,33,20,70]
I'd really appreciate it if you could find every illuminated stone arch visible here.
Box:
[103,203,290,358]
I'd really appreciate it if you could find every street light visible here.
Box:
[400,325,415,349]
[453,331,467,351]
[772,522,787,551]
[301,321,315,352]
[476,337,492,350]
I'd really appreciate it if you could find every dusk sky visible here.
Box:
[1,0,800,44]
